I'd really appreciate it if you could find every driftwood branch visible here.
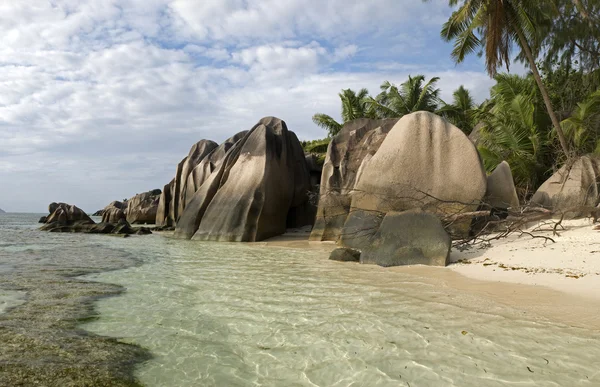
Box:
[316,182,599,248]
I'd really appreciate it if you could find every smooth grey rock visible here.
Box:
[531,155,600,218]
[310,118,399,241]
[45,203,93,225]
[191,117,312,241]
[174,117,313,242]
[485,161,520,209]
[340,210,451,267]
[126,191,160,224]
[329,247,361,262]
[351,112,486,217]
[156,179,174,227]
[101,207,126,223]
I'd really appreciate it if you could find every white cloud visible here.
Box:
[0,0,497,212]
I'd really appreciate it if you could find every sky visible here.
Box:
[0,0,522,213]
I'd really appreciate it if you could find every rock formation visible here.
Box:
[92,201,126,217]
[125,190,160,224]
[309,112,487,266]
[350,112,487,219]
[329,247,361,262]
[484,161,520,209]
[305,153,323,189]
[40,202,151,235]
[309,118,400,241]
[468,122,484,145]
[340,210,451,267]
[156,133,247,227]
[45,202,94,225]
[156,179,174,227]
[172,117,313,241]
[102,206,126,223]
[311,112,486,245]
[531,155,600,218]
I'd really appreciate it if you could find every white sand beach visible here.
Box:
[449,218,600,302]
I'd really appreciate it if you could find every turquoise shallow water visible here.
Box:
[2,213,600,386]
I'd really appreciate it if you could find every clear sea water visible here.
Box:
[1,213,599,386]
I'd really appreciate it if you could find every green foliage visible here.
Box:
[540,0,600,73]
[301,138,331,154]
[440,0,549,76]
[542,65,600,118]
[558,90,600,155]
[366,75,441,118]
[312,88,374,137]
[437,85,478,134]
[440,0,572,158]
[477,74,547,193]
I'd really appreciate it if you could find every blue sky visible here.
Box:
[0,0,524,212]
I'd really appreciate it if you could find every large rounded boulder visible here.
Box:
[484,161,520,209]
[309,118,400,241]
[171,140,218,225]
[102,206,126,223]
[340,210,451,267]
[184,132,248,209]
[156,133,247,227]
[126,190,161,224]
[531,155,600,218]
[350,111,487,218]
[44,202,93,225]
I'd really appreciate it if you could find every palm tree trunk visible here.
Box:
[515,28,571,158]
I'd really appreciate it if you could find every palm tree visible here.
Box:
[440,0,571,158]
[312,88,373,137]
[559,90,600,154]
[477,74,546,193]
[572,0,595,23]
[437,85,477,134]
[366,75,441,118]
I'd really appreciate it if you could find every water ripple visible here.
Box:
[82,240,600,386]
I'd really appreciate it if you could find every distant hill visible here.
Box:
[0,208,5,214]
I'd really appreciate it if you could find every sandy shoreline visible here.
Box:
[263,221,600,329]
[449,218,600,301]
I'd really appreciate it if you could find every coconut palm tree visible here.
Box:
[366,75,441,118]
[477,74,547,193]
[559,90,600,154]
[312,88,373,137]
[440,0,571,158]
[437,85,478,134]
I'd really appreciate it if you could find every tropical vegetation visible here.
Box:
[305,0,600,199]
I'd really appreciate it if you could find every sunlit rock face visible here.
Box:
[156,133,246,228]
[125,191,160,225]
[485,161,520,209]
[159,117,313,242]
[311,112,487,243]
[349,111,486,220]
[44,202,94,225]
[309,118,400,241]
[531,155,600,218]
[310,112,488,267]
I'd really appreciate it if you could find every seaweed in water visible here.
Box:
[0,243,151,386]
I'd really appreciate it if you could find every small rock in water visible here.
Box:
[329,247,361,262]
[135,227,152,235]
